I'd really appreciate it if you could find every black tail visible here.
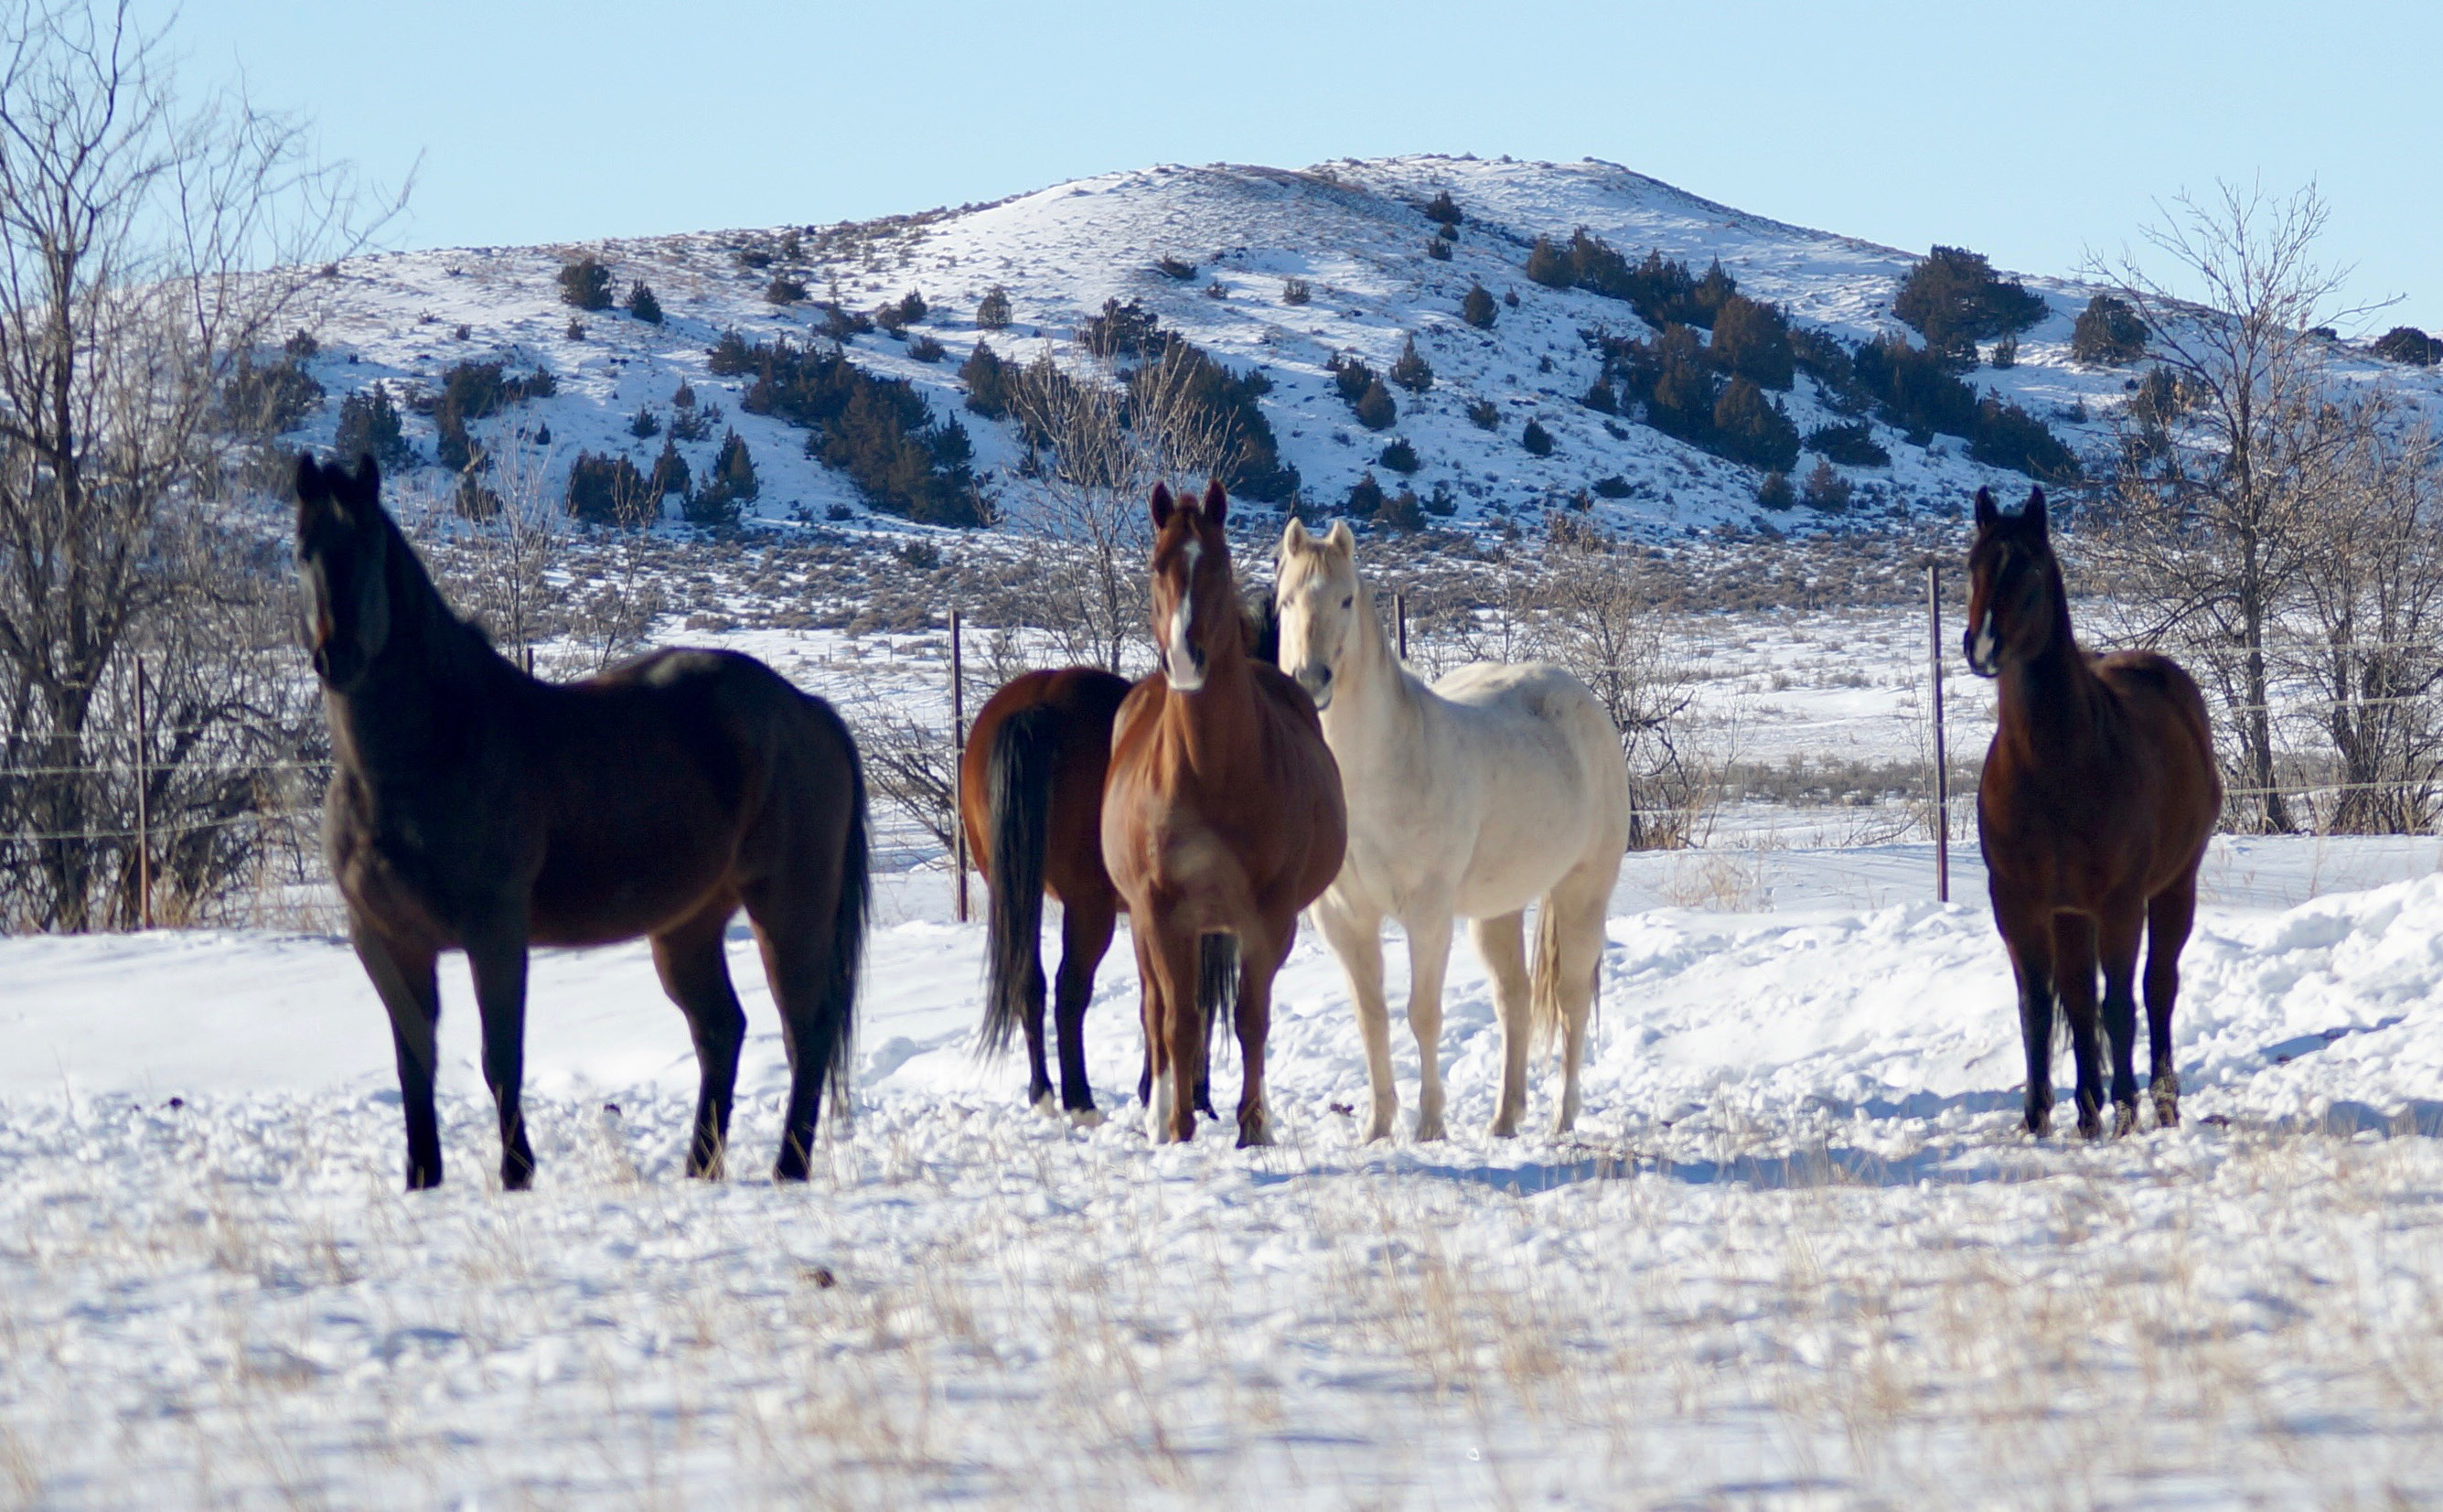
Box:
[980,704,1059,1058]
[820,710,872,1125]
[1198,932,1238,1068]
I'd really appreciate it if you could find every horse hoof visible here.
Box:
[2112,1103,2137,1138]
[1488,1115,1520,1140]
[1031,1091,1060,1120]
[1068,1106,1106,1129]
[2155,1097,2180,1130]
[1413,1114,1447,1142]
[1237,1118,1274,1149]
[2024,1109,2052,1139]
[2076,1114,2104,1141]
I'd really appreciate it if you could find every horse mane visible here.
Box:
[370,499,509,679]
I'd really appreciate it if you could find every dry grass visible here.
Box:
[1,1092,2440,1508]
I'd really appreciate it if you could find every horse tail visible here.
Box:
[980,704,1059,1059]
[819,703,871,1125]
[1531,898,1569,1053]
[1198,932,1239,1067]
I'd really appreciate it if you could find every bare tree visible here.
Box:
[2288,419,2443,832]
[2086,181,2378,831]
[1005,340,1235,672]
[0,2,397,928]
[1522,516,1708,849]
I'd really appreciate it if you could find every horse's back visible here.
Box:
[963,665,1132,898]
[1428,659,1630,831]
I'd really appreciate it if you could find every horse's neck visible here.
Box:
[1330,578,1420,745]
[1998,601,2105,767]
[1162,642,1267,776]
[332,542,511,774]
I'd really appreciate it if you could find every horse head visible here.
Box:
[1964,485,2063,678]
[295,453,395,691]
[1148,478,1237,692]
[1272,517,1359,710]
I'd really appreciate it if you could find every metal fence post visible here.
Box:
[134,655,152,930]
[1393,590,1409,661]
[950,608,969,925]
[1927,563,1949,904]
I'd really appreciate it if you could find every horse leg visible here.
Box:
[2144,875,2198,1129]
[2052,912,2105,1140]
[1543,875,1613,1136]
[1233,919,1293,1149]
[1403,909,1456,1142]
[1996,902,2056,1137]
[1054,897,1116,1122]
[1131,924,1173,1139]
[464,917,538,1191]
[1019,941,1055,1118]
[650,901,749,1179]
[352,918,445,1191]
[745,882,852,1184]
[1316,898,1395,1141]
[2096,906,2147,1137]
[1143,919,1205,1144]
[1472,910,1533,1138]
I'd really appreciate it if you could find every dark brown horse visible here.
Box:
[1966,485,2221,1138]
[959,593,1282,1118]
[1103,480,1346,1146]
[295,455,869,1190]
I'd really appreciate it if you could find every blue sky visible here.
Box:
[157,1,2440,330]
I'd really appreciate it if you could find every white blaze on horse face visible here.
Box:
[1970,608,1998,675]
[1165,540,1206,692]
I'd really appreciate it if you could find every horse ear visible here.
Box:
[1202,477,1228,527]
[1149,481,1175,531]
[1323,520,1355,560]
[1281,517,1310,556]
[1973,487,1998,531]
[295,453,335,531]
[2023,486,2049,539]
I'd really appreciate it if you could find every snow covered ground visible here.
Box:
[5,839,2443,1507]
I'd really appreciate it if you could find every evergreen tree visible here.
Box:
[689,430,759,528]
[1421,189,1463,226]
[1800,458,1851,512]
[625,280,663,325]
[959,340,1014,418]
[1711,377,1800,471]
[1894,245,2046,364]
[627,404,659,438]
[1465,397,1500,430]
[976,284,1013,329]
[1526,236,1574,289]
[1521,419,1553,456]
[558,256,614,311]
[1345,470,1387,519]
[1281,277,1312,306]
[1388,335,1434,392]
[895,289,928,325]
[2070,294,2148,364]
[565,452,652,527]
[2372,326,2442,366]
[332,382,416,471]
[1756,468,1795,509]
[1461,282,1496,329]
[1378,438,1420,474]
[648,437,691,499]
[1354,377,1398,431]
[1708,295,1795,389]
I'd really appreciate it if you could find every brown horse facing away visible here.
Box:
[1103,480,1347,1146]
[1966,486,2221,1139]
[963,668,1234,1121]
[295,455,870,1190]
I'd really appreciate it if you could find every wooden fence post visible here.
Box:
[1927,563,1949,904]
[950,608,969,925]
[1393,590,1409,661]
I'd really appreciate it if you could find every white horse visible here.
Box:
[1274,520,1631,1140]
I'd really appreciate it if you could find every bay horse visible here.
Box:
[1276,520,1629,1141]
[295,454,869,1190]
[1103,480,1347,1145]
[1966,485,2220,1138]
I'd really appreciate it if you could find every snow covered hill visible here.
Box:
[284,154,2443,543]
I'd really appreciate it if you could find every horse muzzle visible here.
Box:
[1293,663,1334,710]
[1963,622,1999,679]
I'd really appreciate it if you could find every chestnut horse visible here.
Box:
[296,455,869,1190]
[1103,480,1346,1145]
[960,604,1280,1119]
[1966,485,2220,1138]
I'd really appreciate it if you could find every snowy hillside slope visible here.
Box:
[284,155,2443,542]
